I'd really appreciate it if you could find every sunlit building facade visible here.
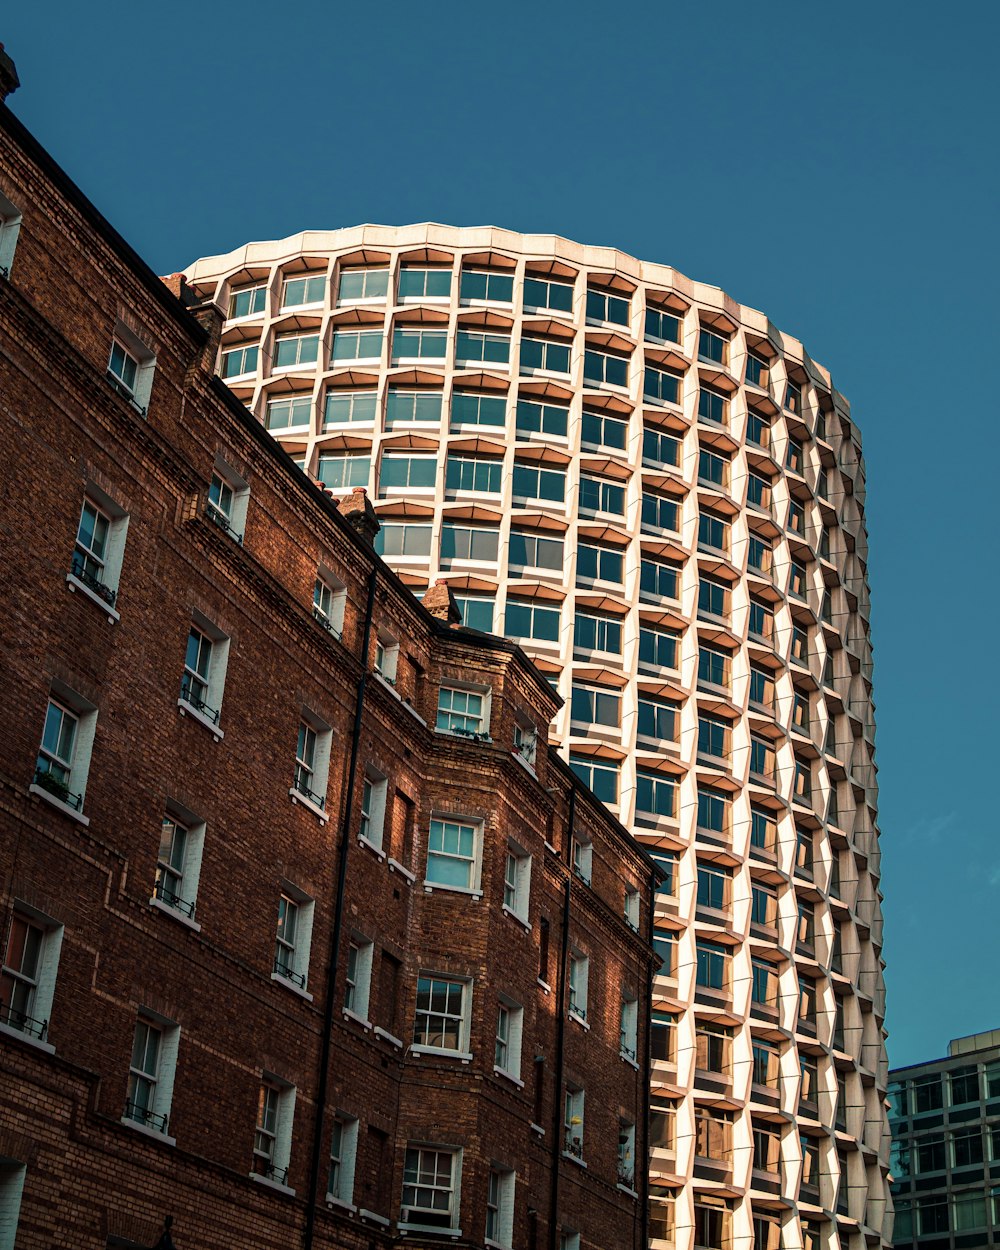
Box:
[185,226,892,1250]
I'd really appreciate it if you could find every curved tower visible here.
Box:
[185,226,891,1250]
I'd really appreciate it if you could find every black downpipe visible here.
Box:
[639,862,657,1250]
[303,566,378,1250]
[548,785,575,1250]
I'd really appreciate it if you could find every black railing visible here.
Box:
[564,1134,584,1159]
[311,606,341,638]
[153,879,196,918]
[292,771,325,809]
[617,1162,635,1187]
[206,502,243,545]
[124,1099,169,1133]
[448,725,492,743]
[105,370,146,414]
[0,1001,48,1040]
[256,1159,289,1185]
[33,767,83,811]
[70,552,117,605]
[179,679,220,724]
[0,264,9,280]
[569,1002,587,1022]
[274,957,307,988]
[620,1041,637,1062]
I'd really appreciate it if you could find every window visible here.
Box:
[436,687,488,738]
[274,332,319,369]
[273,888,314,991]
[786,436,804,473]
[107,326,155,410]
[292,713,333,812]
[577,542,623,586]
[697,713,730,761]
[574,611,622,654]
[620,996,638,1061]
[516,397,568,438]
[0,192,21,278]
[748,666,774,709]
[266,394,313,431]
[912,1074,943,1113]
[793,759,812,804]
[579,475,625,516]
[698,510,729,553]
[750,736,775,781]
[792,691,810,731]
[253,1078,295,1187]
[698,576,729,620]
[413,975,471,1054]
[506,598,560,643]
[653,930,677,977]
[787,499,805,536]
[698,643,730,689]
[695,1107,733,1163]
[281,273,326,308]
[221,341,259,378]
[331,328,382,362]
[695,1019,732,1074]
[317,452,371,490]
[584,348,629,388]
[125,1015,178,1137]
[752,1040,780,1088]
[637,696,678,743]
[69,492,128,611]
[494,999,523,1080]
[523,275,574,313]
[383,387,442,427]
[643,425,680,467]
[751,958,779,1010]
[569,754,618,804]
[649,1186,676,1244]
[426,817,482,891]
[503,843,531,922]
[226,282,267,318]
[698,328,727,365]
[636,769,677,820]
[950,1065,979,1105]
[441,524,500,564]
[791,624,808,664]
[748,597,773,641]
[639,625,679,671]
[698,387,727,425]
[645,306,681,343]
[33,690,98,814]
[446,454,502,494]
[789,559,808,600]
[640,557,680,601]
[699,448,728,487]
[485,1167,515,1247]
[456,330,510,365]
[454,595,494,631]
[452,390,506,428]
[564,1086,585,1157]
[327,1116,359,1205]
[344,937,374,1021]
[696,939,729,992]
[745,352,768,387]
[747,471,771,511]
[400,1146,460,1231]
[797,976,817,1029]
[153,808,205,921]
[652,1010,678,1064]
[644,365,681,405]
[750,884,777,928]
[512,461,566,502]
[746,410,770,448]
[750,805,776,854]
[795,828,814,877]
[323,389,376,427]
[313,572,346,637]
[338,266,389,303]
[581,408,628,450]
[568,950,590,1022]
[374,522,432,558]
[1,909,62,1043]
[374,635,398,684]
[509,528,563,571]
[360,770,388,849]
[398,267,452,301]
[651,850,678,899]
[617,1119,637,1188]
[571,836,593,885]
[460,268,513,303]
[380,452,438,492]
[800,1135,820,1191]
[697,863,730,912]
[520,335,570,374]
[642,491,679,532]
[954,1191,987,1231]
[393,327,448,362]
[585,286,629,325]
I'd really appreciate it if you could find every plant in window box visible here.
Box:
[33,767,80,808]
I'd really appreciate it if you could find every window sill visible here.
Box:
[0,1021,55,1054]
[616,1183,638,1198]
[398,1223,463,1238]
[249,1171,295,1197]
[357,835,386,860]
[561,1152,587,1169]
[326,1196,357,1213]
[66,573,120,622]
[176,698,224,741]
[511,750,538,777]
[493,1066,524,1089]
[374,1025,403,1048]
[342,1009,372,1031]
[121,1117,176,1147]
[271,972,313,1002]
[410,1045,473,1063]
[537,978,552,995]
[421,882,483,901]
[569,1010,590,1031]
[374,674,429,726]
[289,788,328,823]
[388,857,415,883]
[530,1122,545,1136]
[620,1053,640,1071]
[502,903,531,932]
[148,896,201,932]
[358,1209,390,1227]
[28,783,90,827]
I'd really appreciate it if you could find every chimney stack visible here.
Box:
[336,487,380,548]
[0,45,20,102]
[423,579,462,627]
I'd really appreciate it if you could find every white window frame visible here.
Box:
[485,1166,516,1249]
[313,567,347,638]
[150,802,205,930]
[400,1145,463,1234]
[0,191,22,276]
[30,684,98,825]
[374,631,400,685]
[512,718,538,772]
[624,887,640,932]
[568,950,589,1024]
[122,1011,179,1144]
[359,768,388,852]
[0,1158,27,1249]
[502,841,531,926]
[0,904,63,1053]
[107,320,155,413]
[571,837,593,886]
[337,266,390,305]
[331,328,383,365]
[343,935,374,1025]
[327,1114,360,1209]
[227,281,267,321]
[265,393,313,432]
[436,684,491,740]
[177,612,230,740]
[273,330,320,371]
[564,1086,585,1160]
[412,973,473,1059]
[280,272,327,310]
[289,708,332,821]
[620,995,638,1064]
[67,486,128,621]
[494,997,524,1084]
[618,1120,637,1190]
[206,457,249,544]
[251,1075,296,1192]
[425,815,484,895]
[272,884,315,999]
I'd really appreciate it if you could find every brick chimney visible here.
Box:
[336,487,380,548]
[0,45,19,103]
[423,579,462,627]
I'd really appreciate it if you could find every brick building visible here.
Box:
[0,53,658,1250]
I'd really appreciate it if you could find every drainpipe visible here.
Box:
[548,785,575,1250]
[639,862,657,1250]
[303,566,378,1250]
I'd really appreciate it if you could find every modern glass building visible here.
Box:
[185,225,892,1250]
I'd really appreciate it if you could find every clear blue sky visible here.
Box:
[5,1,998,1067]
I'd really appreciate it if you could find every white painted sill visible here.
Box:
[374,1026,404,1048]
[271,972,314,1002]
[249,1171,295,1197]
[289,789,329,823]
[28,783,90,827]
[502,904,531,933]
[388,858,415,883]
[326,1195,357,1213]
[410,1045,473,1063]
[0,1021,55,1054]
[421,882,483,901]
[569,1011,591,1032]
[357,835,386,861]
[66,572,120,622]
[359,1209,390,1226]
[342,1008,372,1031]
[148,897,201,932]
[493,1066,525,1089]
[176,698,224,741]
[121,1117,176,1148]
[562,1152,587,1169]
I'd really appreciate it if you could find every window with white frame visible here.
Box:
[124,1014,179,1137]
[564,1086,585,1157]
[523,274,574,314]
[344,937,374,1022]
[494,998,523,1081]
[620,994,638,1062]
[624,887,640,931]
[0,1158,26,1249]
[331,328,383,364]
[323,389,377,428]
[618,1120,637,1188]
[503,842,531,922]
[291,711,332,813]
[485,1166,515,1248]
[568,951,589,1022]
[266,394,313,431]
[400,1146,461,1232]
[153,807,205,921]
[252,1077,296,1187]
[107,322,155,412]
[0,191,22,276]
[426,817,482,891]
[560,1231,581,1250]
[360,769,388,850]
[327,1115,359,1205]
[412,975,471,1055]
[512,717,538,770]
[1,907,63,1044]
[273,887,314,992]
[228,282,267,320]
[178,616,230,732]
[221,340,259,378]
[273,332,320,370]
[206,459,249,543]
[32,687,97,815]
[374,631,400,685]
[69,490,128,611]
[313,570,347,637]
[571,836,593,885]
[338,266,390,304]
[436,686,490,739]
[281,273,326,309]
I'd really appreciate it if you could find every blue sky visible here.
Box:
[5,0,998,1066]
